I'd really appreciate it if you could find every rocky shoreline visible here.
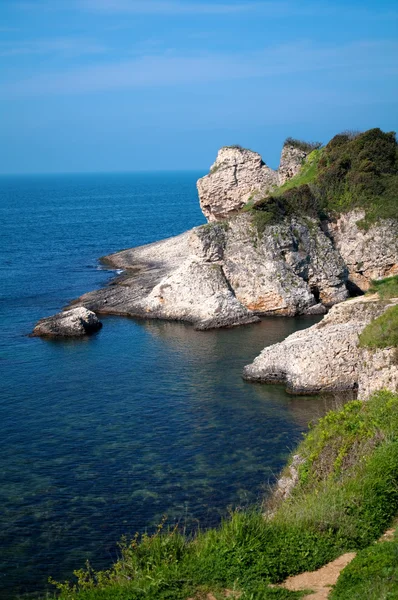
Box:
[243,294,398,399]
[32,135,398,399]
[61,142,397,332]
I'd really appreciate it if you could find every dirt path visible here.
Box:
[281,552,357,599]
[188,525,397,600]
[280,525,397,599]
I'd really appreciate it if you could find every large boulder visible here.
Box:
[32,307,102,338]
[197,146,278,222]
[278,143,309,185]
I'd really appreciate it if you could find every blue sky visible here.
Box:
[1,0,397,174]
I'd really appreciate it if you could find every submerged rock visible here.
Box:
[32,307,102,338]
[243,296,398,395]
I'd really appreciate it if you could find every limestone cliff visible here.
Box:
[196,141,311,222]
[278,143,308,186]
[70,214,347,328]
[326,211,398,291]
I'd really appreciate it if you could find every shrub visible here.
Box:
[368,275,398,300]
[284,138,322,153]
[249,128,398,230]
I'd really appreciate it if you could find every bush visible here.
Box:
[249,128,398,231]
[368,275,398,300]
[284,138,322,153]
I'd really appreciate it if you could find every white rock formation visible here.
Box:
[71,213,350,329]
[197,142,313,223]
[60,143,397,332]
[197,146,278,221]
[243,296,398,395]
[32,307,102,337]
[358,348,398,400]
[278,144,308,185]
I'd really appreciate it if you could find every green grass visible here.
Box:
[358,305,398,349]
[330,529,398,599]
[248,128,398,233]
[275,149,324,195]
[48,391,398,600]
[368,275,398,300]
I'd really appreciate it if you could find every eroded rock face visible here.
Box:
[326,211,398,291]
[278,144,308,186]
[32,307,102,338]
[70,213,350,329]
[197,147,278,222]
[243,296,398,395]
[222,214,347,316]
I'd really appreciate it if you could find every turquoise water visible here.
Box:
[0,173,330,599]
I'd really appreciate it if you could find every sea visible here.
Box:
[0,172,335,599]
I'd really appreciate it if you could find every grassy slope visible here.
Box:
[49,391,398,600]
[358,275,398,350]
[250,128,398,231]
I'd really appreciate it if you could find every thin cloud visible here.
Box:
[14,0,293,16]
[3,40,398,96]
[0,37,107,58]
[12,0,398,19]
[80,0,282,15]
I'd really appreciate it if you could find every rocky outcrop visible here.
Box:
[197,143,312,223]
[278,144,308,186]
[197,146,278,222]
[39,140,396,334]
[243,296,398,395]
[326,211,398,292]
[69,213,349,329]
[222,214,347,316]
[32,307,102,338]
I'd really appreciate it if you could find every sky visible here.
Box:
[1,0,397,174]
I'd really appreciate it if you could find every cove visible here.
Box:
[0,173,336,598]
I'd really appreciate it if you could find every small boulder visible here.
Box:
[32,307,102,338]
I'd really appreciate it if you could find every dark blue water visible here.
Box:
[0,173,330,599]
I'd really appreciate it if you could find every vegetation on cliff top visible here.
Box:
[48,391,398,600]
[283,137,322,153]
[251,128,398,232]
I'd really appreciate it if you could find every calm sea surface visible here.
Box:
[1,173,333,598]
